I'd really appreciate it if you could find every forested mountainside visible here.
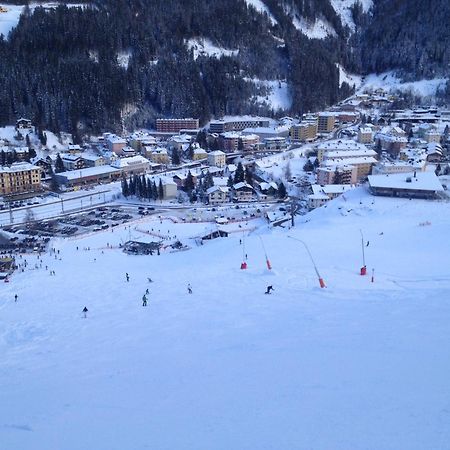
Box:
[352,0,450,80]
[0,0,448,136]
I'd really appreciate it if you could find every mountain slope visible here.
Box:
[0,0,448,135]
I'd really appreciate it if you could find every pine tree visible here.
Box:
[187,144,194,160]
[303,159,314,172]
[121,177,129,197]
[204,172,214,189]
[152,181,158,200]
[238,138,244,152]
[185,171,195,192]
[284,161,292,180]
[55,153,65,173]
[227,175,234,188]
[172,148,180,166]
[196,130,207,148]
[50,174,59,192]
[245,166,253,185]
[158,179,164,200]
[278,182,287,198]
[234,162,245,184]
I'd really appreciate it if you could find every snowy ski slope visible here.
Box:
[1,187,450,449]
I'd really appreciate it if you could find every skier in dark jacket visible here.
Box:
[142,295,148,307]
[82,307,88,318]
[265,285,274,294]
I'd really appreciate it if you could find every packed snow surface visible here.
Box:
[1,188,450,449]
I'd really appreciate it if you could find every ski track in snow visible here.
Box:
[1,187,450,449]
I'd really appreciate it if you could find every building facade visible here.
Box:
[290,122,318,142]
[317,113,336,133]
[156,118,199,133]
[0,162,42,195]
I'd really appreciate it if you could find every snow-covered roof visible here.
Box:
[60,153,82,161]
[258,181,278,191]
[233,182,253,190]
[111,156,150,169]
[81,152,103,161]
[323,149,377,159]
[0,162,39,173]
[368,172,444,192]
[106,134,126,144]
[318,164,355,173]
[56,165,120,180]
[208,150,226,156]
[206,186,229,195]
[323,156,378,166]
[311,184,354,195]
[317,140,368,151]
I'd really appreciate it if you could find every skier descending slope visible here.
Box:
[265,285,274,295]
[82,307,88,318]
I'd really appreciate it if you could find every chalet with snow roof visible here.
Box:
[206,186,229,205]
[233,182,254,202]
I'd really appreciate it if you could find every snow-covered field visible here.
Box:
[1,188,450,449]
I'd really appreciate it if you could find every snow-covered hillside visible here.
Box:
[0,3,88,39]
[293,15,337,39]
[337,63,362,88]
[186,38,239,60]
[243,0,277,25]
[251,78,292,111]
[359,72,448,98]
[330,0,373,31]
[1,188,450,449]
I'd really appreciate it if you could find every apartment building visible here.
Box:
[156,118,199,133]
[0,162,42,195]
[207,150,226,168]
[290,122,318,142]
[358,127,374,144]
[317,113,336,133]
[317,139,374,163]
[209,117,271,133]
[219,132,259,152]
[317,165,357,185]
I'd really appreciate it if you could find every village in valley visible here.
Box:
[1,87,450,272]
